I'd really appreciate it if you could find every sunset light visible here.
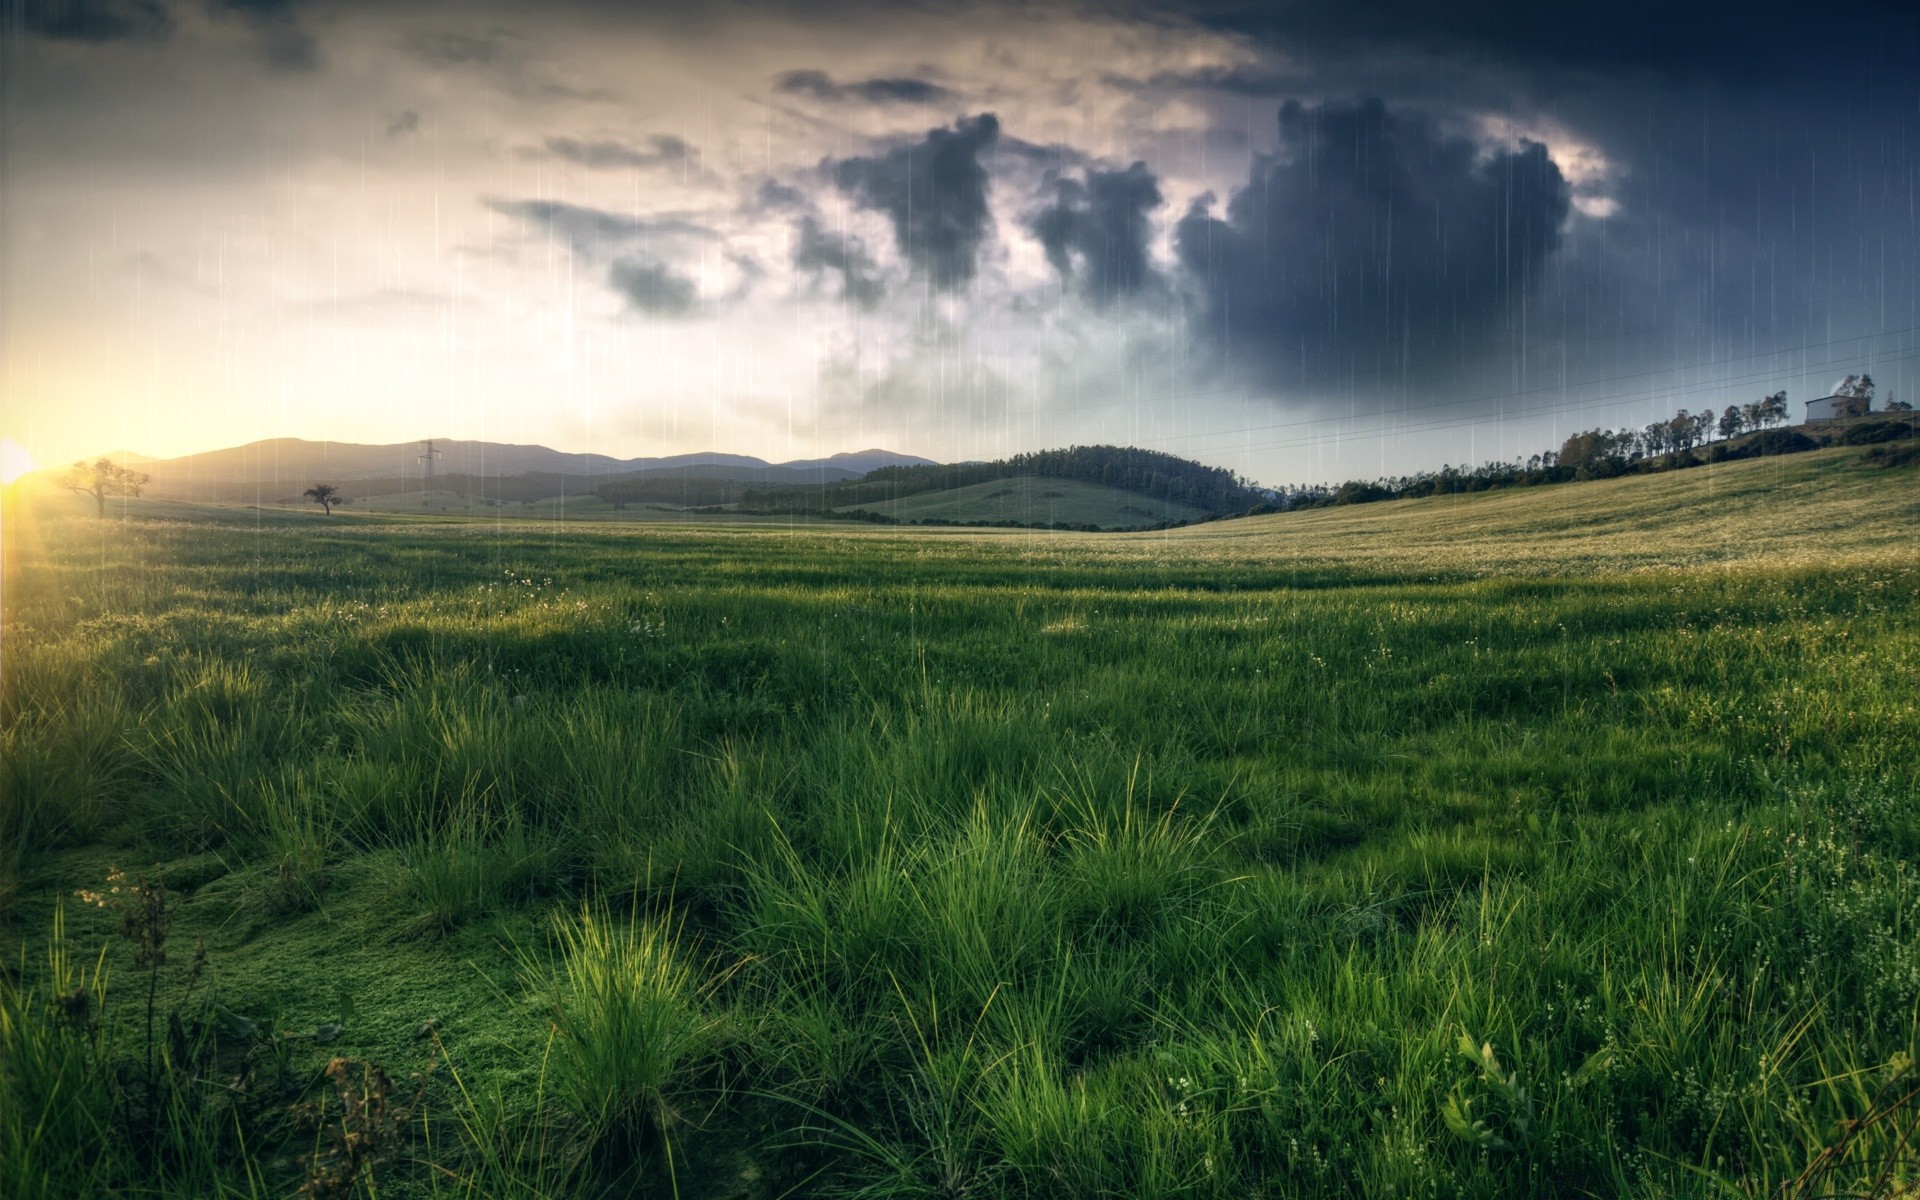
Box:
[0,440,35,487]
[4,4,1915,1196]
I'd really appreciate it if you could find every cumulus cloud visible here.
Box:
[830,113,1000,291]
[1174,98,1570,392]
[792,216,885,309]
[1026,161,1163,305]
[775,69,956,106]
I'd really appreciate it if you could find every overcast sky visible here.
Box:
[4,0,1916,484]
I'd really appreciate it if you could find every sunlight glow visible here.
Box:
[0,440,36,486]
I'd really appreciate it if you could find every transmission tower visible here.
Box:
[417,439,442,507]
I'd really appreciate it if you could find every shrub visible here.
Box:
[1839,416,1920,445]
[1719,428,1818,460]
[1864,441,1920,468]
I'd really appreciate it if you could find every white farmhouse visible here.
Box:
[1806,393,1870,422]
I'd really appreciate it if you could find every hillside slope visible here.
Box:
[1148,445,1917,576]
[838,476,1210,528]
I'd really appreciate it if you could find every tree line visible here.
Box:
[1282,381,1913,510]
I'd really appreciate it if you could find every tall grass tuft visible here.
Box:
[0,906,118,1200]
[532,904,722,1151]
[395,807,554,933]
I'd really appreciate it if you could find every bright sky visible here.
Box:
[4,0,1914,485]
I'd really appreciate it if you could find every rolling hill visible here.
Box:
[742,444,1266,528]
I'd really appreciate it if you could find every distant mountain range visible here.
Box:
[105,438,937,499]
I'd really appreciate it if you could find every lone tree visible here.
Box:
[60,458,150,516]
[303,483,344,515]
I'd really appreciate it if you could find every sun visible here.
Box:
[0,439,37,485]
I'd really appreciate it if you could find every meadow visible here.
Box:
[834,474,1209,528]
[3,445,1918,1198]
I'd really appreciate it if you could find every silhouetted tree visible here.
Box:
[1557,429,1635,476]
[1718,404,1744,440]
[60,458,149,516]
[303,483,343,515]
[1759,390,1789,426]
[1835,374,1875,402]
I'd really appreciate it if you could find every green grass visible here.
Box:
[837,474,1210,527]
[1,444,1917,1198]
[272,490,822,522]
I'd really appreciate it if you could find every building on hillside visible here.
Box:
[1806,393,1871,422]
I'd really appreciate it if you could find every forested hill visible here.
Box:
[738,445,1265,516]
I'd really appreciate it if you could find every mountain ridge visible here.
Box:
[99,438,938,492]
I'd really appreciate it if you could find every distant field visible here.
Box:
[836,474,1211,528]
[253,489,844,524]
[4,444,1918,1199]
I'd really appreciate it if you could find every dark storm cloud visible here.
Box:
[750,179,810,214]
[830,113,1000,291]
[1156,0,1911,83]
[992,135,1090,172]
[485,199,721,256]
[492,199,727,315]
[608,258,698,316]
[792,217,885,310]
[22,0,171,41]
[774,69,957,107]
[1026,162,1163,305]
[208,0,318,71]
[405,28,603,100]
[1174,98,1570,392]
[544,134,693,170]
[1102,64,1293,97]
[406,30,503,66]
[539,135,710,181]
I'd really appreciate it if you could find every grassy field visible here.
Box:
[263,491,839,524]
[3,445,1918,1198]
[835,475,1210,528]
